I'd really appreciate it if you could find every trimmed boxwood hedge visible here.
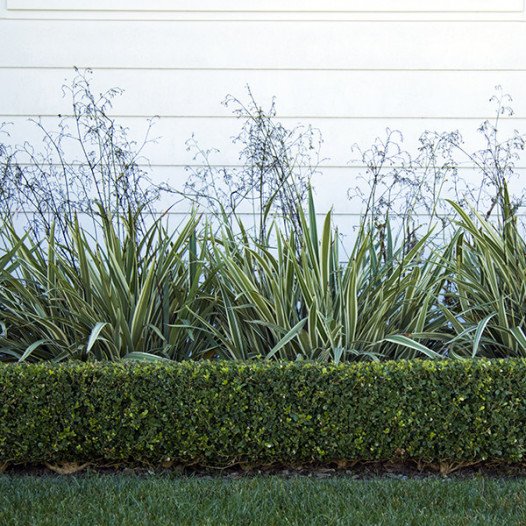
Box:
[1,359,526,467]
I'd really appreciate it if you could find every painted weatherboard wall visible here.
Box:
[1,0,526,229]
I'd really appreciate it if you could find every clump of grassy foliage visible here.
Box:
[0,188,524,362]
[0,208,216,361]
[0,72,525,362]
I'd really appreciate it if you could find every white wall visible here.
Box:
[1,0,526,230]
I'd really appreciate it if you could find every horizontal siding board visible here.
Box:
[3,115,525,167]
[1,20,526,69]
[6,0,524,13]
[6,163,524,217]
[0,69,525,118]
[2,14,526,23]
[125,166,526,212]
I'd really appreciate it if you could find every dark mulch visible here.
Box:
[4,460,526,479]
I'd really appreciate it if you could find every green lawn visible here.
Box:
[1,474,526,525]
